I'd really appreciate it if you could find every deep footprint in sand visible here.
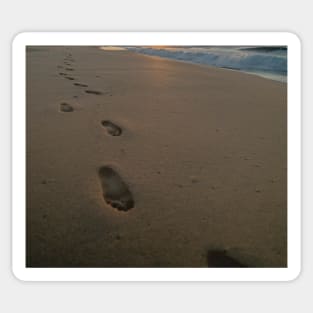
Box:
[85,90,102,95]
[60,102,74,112]
[65,67,74,71]
[65,76,75,80]
[207,249,247,268]
[74,82,88,87]
[101,120,122,136]
[98,166,134,211]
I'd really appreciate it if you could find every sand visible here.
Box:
[26,46,287,267]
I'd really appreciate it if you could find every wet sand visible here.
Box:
[26,46,287,267]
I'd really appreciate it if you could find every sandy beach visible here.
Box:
[26,46,287,267]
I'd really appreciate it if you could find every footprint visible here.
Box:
[60,102,74,112]
[101,120,122,136]
[65,76,75,80]
[85,90,102,95]
[59,72,67,76]
[207,249,247,268]
[65,68,74,71]
[74,83,88,87]
[98,166,134,211]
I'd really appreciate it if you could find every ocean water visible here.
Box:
[127,46,287,83]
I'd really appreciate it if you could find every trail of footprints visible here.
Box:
[55,49,251,266]
[56,50,133,212]
[58,54,103,96]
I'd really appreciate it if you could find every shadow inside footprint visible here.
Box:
[60,102,74,112]
[74,83,88,87]
[101,120,122,136]
[65,68,74,71]
[98,166,134,211]
[207,249,247,268]
[85,90,102,95]
[65,76,75,80]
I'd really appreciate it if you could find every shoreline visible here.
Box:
[121,48,287,83]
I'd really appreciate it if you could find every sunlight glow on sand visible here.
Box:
[100,46,126,51]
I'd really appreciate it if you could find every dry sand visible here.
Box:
[26,46,287,267]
